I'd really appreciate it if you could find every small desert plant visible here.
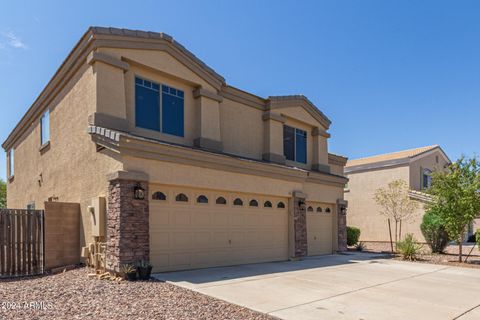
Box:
[136,260,153,280]
[121,264,137,281]
[347,226,361,246]
[356,242,366,252]
[421,210,449,253]
[136,260,152,268]
[396,234,423,261]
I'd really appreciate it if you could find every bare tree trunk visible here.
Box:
[388,219,394,253]
[459,241,463,263]
[399,220,402,241]
[395,220,398,244]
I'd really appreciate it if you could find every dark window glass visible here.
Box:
[264,201,272,208]
[325,208,331,213]
[216,197,227,205]
[197,195,208,203]
[277,202,285,209]
[152,192,166,201]
[162,87,184,137]
[135,78,160,131]
[233,198,243,206]
[249,199,259,207]
[316,207,322,213]
[283,125,295,161]
[307,206,313,212]
[175,193,188,202]
[295,129,307,164]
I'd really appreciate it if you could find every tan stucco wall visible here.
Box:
[345,165,428,242]
[6,64,123,248]
[410,150,450,191]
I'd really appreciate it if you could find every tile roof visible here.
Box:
[346,145,439,167]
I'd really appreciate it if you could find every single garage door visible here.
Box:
[306,202,334,256]
[149,185,289,272]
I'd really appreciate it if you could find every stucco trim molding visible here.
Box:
[193,88,223,102]
[312,163,331,174]
[262,153,286,165]
[328,153,348,166]
[292,191,307,199]
[345,158,410,174]
[262,111,285,123]
[88,112,129,132]
[312,127,331,138]
[107,170,149,182]
[87,51,129,71]
[193,137,223,152]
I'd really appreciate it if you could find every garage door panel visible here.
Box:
[150,185,289,272]
[307,202,334,256]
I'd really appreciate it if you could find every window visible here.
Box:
[316,207,322,213]
[233,198,243,206]
[40,110,50,145]
[307,206,313,212]
[277,202,285,209]
[175,193,188,202]
[135,77,184,137]
[27,202,35,210]
[152,192,166,201]
[249,199,258,207]
[216,197,227,205]
[325,208,331,213]
[283,125,307,164]
[264,201,272,208]
[423,168,432,189]
[197,195,208,203]
[8,149,14,178]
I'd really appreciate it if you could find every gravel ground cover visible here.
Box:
[0,267,275,320]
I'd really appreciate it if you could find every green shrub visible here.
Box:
[396,234,423,261]
[476,231,480,248]
[347,226,361,246]
[420,211,449,253]
[356,242,366,252]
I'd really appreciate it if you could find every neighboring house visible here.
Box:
[345,145,451,244]
[2,27,348,273]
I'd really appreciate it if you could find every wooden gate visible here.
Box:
[0,209,45,278]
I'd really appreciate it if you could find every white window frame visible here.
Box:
[40,109,50,146]
[7,149,14,178]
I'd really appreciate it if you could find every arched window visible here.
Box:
[264,201,272,208]
[325,208,331,213]
[233,198,243,206]
[197,195,208,204]
[316,207,322,213]
[277,202,285,209]
[152,192,166,201]
[423,168,433,189]
[216,197,227,205]
[175,193,188,202]
[307,206,313,212]
[249,199,259,207]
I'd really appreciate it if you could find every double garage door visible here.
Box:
[149,185,289,272]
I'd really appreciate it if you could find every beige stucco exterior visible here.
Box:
[3,27,348,266]
[345,147,450,243]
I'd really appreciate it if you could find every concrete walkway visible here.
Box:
[154,253,480,320]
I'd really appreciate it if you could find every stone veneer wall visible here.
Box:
[293,196,308,257]
[106,179,149,272]
[337,209,347,251]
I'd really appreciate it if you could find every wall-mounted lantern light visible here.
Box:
[134,184,146,200]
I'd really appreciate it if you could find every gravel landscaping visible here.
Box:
[0,267,275,320]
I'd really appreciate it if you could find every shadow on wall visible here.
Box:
[154,252,392,284]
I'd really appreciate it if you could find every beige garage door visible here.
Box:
[149,185,289,272]
[306,202,334,256]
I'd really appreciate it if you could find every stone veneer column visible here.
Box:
[337,200,348,252]
[106,171,149,272]
[292,191,308,258]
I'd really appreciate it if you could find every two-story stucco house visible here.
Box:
[2,27,348,272]
[344,145,451,246]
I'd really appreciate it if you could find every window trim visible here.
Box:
[7,149,14,180]
[283,125,307,164]
[134,76,185,138]
[422,168,433,189]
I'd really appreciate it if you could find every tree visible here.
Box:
[0,179,6,209]
[427,157,480,262]
[420,210,449,253]
[374,179,419,252]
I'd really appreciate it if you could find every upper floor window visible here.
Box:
[135,77,184,137]
[283,125,307,164]
[40,110,50,145]
[422,168,432,189]
[8,149,14,178]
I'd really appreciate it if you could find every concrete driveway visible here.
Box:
[154,253,480,320]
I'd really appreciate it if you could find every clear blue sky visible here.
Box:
[1,1,479,180]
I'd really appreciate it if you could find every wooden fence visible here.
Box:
[0,209,45,278]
